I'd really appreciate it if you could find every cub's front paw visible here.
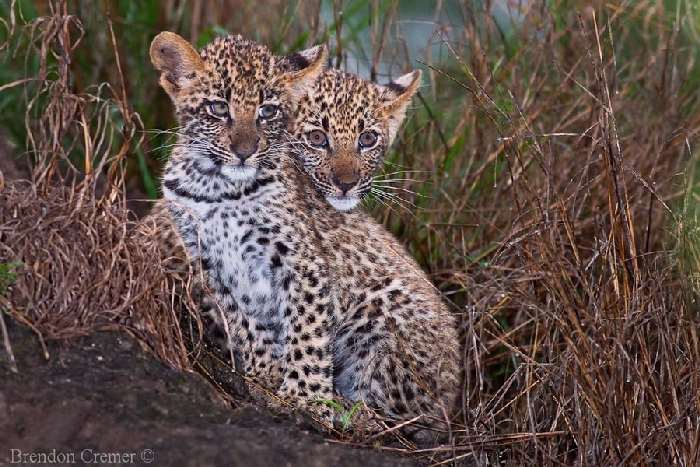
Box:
[305,400,335,427]
[246,360,284,390]
[276,383,334,427]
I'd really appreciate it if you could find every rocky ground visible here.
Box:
[0,322,412,467]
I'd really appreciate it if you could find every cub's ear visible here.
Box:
[150,31,204,98]
[279,44,327,102]
[380,70,421,142]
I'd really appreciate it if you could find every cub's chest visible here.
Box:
[181,202,291,311]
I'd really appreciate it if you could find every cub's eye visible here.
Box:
[208,101,229,118]
[306,129,329,148]
[258,104,279,119]
[358,130,379,149]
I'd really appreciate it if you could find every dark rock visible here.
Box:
[0,323,411,467]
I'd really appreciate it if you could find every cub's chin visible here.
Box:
[326,195,360,212]
[221,164,258,182]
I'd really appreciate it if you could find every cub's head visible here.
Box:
[150,32,325,181]
[291,69,420,211]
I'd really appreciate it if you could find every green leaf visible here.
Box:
[0,262,21,296]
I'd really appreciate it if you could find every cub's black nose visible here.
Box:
[331,173,359,194]
[231,136,260,161]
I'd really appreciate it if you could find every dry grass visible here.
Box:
[0,182,202,371]
[1,0,700,465]
[0,0,201,371]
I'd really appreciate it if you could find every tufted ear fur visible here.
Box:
[379,70,421,143]
[279,44,328,102]
[150,31,205,98]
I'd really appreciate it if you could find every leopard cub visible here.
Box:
[287,69,461,424]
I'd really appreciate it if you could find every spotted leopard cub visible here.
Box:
[287,70,461,424]
[150,31,332,395]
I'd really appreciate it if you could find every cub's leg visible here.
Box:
[276,263,335,420]
[198,291,285,388]
[333,289,459,425]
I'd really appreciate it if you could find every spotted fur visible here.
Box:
[149,32,460,426]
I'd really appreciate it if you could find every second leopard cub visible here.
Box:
[151,32,460,425]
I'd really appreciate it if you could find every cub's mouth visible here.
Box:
[326,195,360,212]
[220,163,258,181]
